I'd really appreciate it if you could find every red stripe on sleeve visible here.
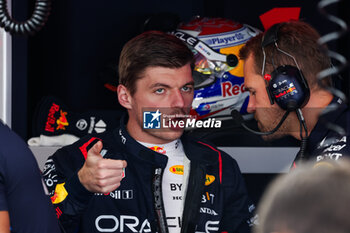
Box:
[79,137,99,160]
[197,141,222,184]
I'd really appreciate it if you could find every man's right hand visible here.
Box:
[78,140,127,193]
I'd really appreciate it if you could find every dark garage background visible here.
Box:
[9,0,350,204]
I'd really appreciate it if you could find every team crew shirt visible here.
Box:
[306,97,350,162]
[42,115,254,233]
[0,121,60,233]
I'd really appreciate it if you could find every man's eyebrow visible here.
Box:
[244,86,253,91]
[149,81,195,88]
[185,81,195,86]
[149,83,171,89]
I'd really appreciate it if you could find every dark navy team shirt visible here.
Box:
[307,97,349,162]
[0,121,60,233]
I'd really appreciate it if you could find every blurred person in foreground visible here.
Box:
[255,159,350,233]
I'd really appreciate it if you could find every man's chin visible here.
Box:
[257,124,276,141]
[258,120,289,141]
[151,129,184,142]
[260,130,286,141]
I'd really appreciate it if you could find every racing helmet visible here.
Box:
[175,17,260,120]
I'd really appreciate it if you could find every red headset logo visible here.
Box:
[273,83,297,99]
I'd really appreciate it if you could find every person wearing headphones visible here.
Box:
[238,20,349,164]
[42,30,254,233]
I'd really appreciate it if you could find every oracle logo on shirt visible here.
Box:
[95,215,151,232]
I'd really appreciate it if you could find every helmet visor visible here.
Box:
[192,50,232,89]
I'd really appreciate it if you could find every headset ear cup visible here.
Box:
[268,65,310,111]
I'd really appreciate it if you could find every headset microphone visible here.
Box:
[231,110,290,136]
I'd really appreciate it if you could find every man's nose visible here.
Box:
[247,96,256,113]
[171,90,185,108]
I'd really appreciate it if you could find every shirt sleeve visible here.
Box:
[219,150,256,233]
[0,169,8,211]
[0,125,61,233]
[42,146,94,233]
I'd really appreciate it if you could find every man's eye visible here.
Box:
[155,88,165,94]
[246,88,255,96]
[181,86,193,92]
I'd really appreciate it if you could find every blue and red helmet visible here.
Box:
[175,17,260,120]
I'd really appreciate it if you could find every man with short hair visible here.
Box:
[43,30,254,233]
[239,20,349,163]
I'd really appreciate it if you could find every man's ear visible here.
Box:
[117,84,132,109]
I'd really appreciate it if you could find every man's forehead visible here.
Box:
[140,65,193,83]
[244,75,265,91]
[243,57,264,88]
[242,70,255,89]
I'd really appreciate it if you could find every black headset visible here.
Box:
[261,23,310,111]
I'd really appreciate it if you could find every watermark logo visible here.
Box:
[142,108,222,130]
[143,110,162,129]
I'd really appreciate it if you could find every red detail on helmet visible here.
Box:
[259,7,301,30]
[189,108,200,118]
[222,82,245,97]
[178,17,243,35]
[193,107,229,120]
[264,74,272,81]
